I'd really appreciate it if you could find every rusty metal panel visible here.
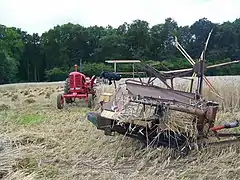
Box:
[206,106,218,121]
[126,81,196,104]
[96,114,112,129]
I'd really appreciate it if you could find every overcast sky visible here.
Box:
[0,0,239,35]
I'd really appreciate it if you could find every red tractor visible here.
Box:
[57,64,97,109]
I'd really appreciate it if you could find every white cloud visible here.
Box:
[0,0,239,35]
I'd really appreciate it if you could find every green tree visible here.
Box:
[1,17,240,84]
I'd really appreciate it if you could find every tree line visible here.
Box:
[0,17,240,84]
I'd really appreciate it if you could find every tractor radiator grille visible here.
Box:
[75,75,81,88]
[69,74,82,89]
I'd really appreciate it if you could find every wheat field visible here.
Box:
[0,76,240,180]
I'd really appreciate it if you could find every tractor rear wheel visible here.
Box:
[88,94,94,108]
[64,78,70,94]
[57,94,64,109]
[64,78,72,104]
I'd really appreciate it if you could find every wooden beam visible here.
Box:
[105,60,141,63]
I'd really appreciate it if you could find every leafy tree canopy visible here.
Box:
[0,17,240,84]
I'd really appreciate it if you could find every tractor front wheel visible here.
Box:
[57,94,64,109]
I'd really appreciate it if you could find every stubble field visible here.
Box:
[0,76,240,180]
